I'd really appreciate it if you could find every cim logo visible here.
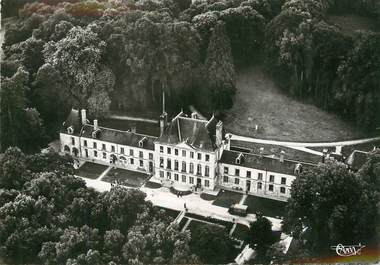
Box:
[331,243,366,257]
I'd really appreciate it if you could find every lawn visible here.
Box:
[244,195,287,218]
[200,193,217,201]
[212,190,243,208]
[179,217,189,230]
[232,223,250,242]
[75,162,108,179]
[326,14,378,37]
[155,206,180,220]
[341,140,380,157]
[224,66,363,142]
[102,168,149,187]
[144,181,162,189]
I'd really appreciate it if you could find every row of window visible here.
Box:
[223,167,287,185]
[84,149,152,169]
[159,158,210,176]
[159,171,210,187]
[221,176,287,194]
[78,138,153,160]
[159,146,210,161]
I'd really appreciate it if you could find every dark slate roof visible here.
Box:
[80,124,156,150]
[61,109,81,135]
[346,150,369,171]
[220,150,317,175]
[157,114,217,151]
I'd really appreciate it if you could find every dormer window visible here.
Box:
[236,153,244,164]
[294,163,303,175]
[67,126,74,134]
[92,129,101,139]
[139,137,147,148]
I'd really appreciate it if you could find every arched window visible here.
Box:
[64,145,70,153]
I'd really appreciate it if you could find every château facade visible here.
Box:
[60,108,316,201]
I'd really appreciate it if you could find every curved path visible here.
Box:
[230,134,380,148]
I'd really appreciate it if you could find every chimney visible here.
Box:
[159,112,168,137]
[279,150,285,163]
[81,109,87,125]
[191,112,197,119]
[216,120,223,147]
[93,119,98,130]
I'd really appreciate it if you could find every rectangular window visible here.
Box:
[71,137,75,145]
[182,161,186,172]
[167,159,171,169]
[270,175,275,182]
[160,157,164,168]
[281,177,286,185]
[130,158,134,164]
[247,171,251,178]
[103,152,106,159]
[223,176,229,183]
[139,151,143,158]
[257,182,262,189]
[205,180,210,187]
[224,167,229,174]
[235,178,239,185]
[167,172,171,179]
[84,140,87,147]
[120,147,124,154]
[205,154,210,161]
[174,174,179,181]
[197,164,202,175]
[268,184,274,191]
[280,187,286,194]
[94,150,97,157]
[175,149,178,156]
[197,153,201,160]
[139,160,143,167]
[160,171,164,178]
[93,142,97,149]
[130,149,134,156]
[85,149,88,157]
[190,163,194,174]
[189,177,194,184]
[258,173,263,180]
[149,153,153,160]
[110,145,114,152]
[182,150,186,157]
[205,166,209,177]
[160,146,163,153]
[235,169,240,176]
[174,160,179,171]
[167,147,171,154]
[190,152,194,159]
[102,144,106,150]
[182,175,186,182]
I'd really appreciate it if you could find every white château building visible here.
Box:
[60,108,316,201]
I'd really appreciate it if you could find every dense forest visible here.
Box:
[1,0,380,152]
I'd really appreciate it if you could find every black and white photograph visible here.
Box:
[0,0,379,264]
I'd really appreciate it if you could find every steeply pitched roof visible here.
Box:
[80,124,156,150]
[157,114,217,151]
[346,150,369,171]
[220,150,317,176]
[61,109,81,135]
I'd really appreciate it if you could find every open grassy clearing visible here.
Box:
[224,67,363,142]
[75,162,108,179]
[232,223,249,241]
[102,168,149,187]
[327,14,379,36]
